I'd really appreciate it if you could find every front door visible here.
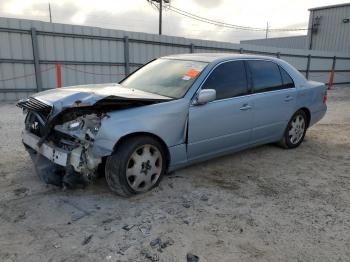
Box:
[187,60,253,160]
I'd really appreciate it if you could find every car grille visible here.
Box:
[17,97,52,118]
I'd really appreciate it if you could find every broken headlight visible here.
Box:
[54,114,102,141]
[68,120,83,130]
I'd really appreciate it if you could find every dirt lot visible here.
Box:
[0,86,349,262]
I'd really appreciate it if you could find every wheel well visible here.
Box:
[299,107,311,128]
[113,132,171,171]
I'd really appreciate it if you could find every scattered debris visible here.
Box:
[183,203,191,208]
[160,238,174,249]
[150,238,161,248]
[138,224,152,235]
[150,237,174,251]
[122,224,135,231]
[187,253,199,262]
[116,244,131,255]
[82,234,93,245]
[141,249,159,262]
[13,211,26,223]
[182,202,191,208]
[71,212,87,222]
[101,217,117,224]
[13,187,28,196]
[53,243,61,249]
[200,194,209,202]
[168,183,174,189]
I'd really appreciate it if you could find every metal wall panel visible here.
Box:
[240,36,308,49]
[308,5,350,52]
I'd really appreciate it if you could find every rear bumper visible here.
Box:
[310,107,327,127]
[22,130,69,167]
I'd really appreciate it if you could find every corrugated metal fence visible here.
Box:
[1,17,350,101]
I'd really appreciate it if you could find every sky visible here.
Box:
[0,0,347,43]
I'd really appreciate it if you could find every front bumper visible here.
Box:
[22,130,69,167]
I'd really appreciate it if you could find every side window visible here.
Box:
[202,61,248,100]
[247,60,283,93]
[279,66,295,88]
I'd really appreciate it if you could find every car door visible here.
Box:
[187,60,253,160]
[246,60,297,143]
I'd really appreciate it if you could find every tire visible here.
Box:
[105,136,166,197]
[279,110,307,149]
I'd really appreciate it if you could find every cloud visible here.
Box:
[193,0,224,8]
[0,0,346,43]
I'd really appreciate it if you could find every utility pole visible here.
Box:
[265,21,269,39]
[148,0,170,35]
[48,3,52,23]
[159,0,162,35]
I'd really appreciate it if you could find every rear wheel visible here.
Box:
[105,136,166,197]
[279,110,307,149]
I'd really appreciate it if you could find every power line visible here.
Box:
[168,5,309,32]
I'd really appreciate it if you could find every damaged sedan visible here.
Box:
[18,54,327,196]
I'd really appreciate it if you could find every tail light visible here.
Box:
[323,90,328,104]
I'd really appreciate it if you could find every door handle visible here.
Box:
[284,95,294,102]
[239,104,252,111]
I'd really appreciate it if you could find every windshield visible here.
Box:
[121,58,208,98]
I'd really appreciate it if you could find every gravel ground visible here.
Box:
[0,86,349,262]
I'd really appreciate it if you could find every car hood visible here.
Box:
[31,83,172,109]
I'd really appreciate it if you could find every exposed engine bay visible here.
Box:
[18,96,166,188]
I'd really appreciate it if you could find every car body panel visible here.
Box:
[250,88,297,143]
[30,83,172,116]
[187,95,253,160]
[93,98,190,156]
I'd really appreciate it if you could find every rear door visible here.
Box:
[187,60,253,160]
[246,60,297,143]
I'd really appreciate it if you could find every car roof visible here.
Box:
[162,53,281,63]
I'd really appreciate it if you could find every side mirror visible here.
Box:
[195,89,216,105]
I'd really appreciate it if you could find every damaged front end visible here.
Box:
[17,91,168,188]
[18,98,106,188]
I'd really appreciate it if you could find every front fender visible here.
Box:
[92,98,189,157]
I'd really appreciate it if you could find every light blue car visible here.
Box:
[18,53,327,196]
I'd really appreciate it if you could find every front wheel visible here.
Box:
[279,110,307,149]
[105,136,166,197]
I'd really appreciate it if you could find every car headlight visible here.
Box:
[68,120,83,130]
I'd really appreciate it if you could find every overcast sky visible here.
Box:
[0,0,347,42]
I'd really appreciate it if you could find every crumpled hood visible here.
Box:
[32,83,171,111]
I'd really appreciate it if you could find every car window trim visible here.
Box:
[194,87,296,105]
[191,58,297,105]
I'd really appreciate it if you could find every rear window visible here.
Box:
[247,60,283,93]
[279,66,295,88]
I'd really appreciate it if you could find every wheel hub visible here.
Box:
[141,160,152,175]
[126,144,162,192]
[288,114,305,145]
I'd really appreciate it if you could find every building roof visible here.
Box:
[309,2,350,11]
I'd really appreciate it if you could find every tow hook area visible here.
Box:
[26,146,91,189]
